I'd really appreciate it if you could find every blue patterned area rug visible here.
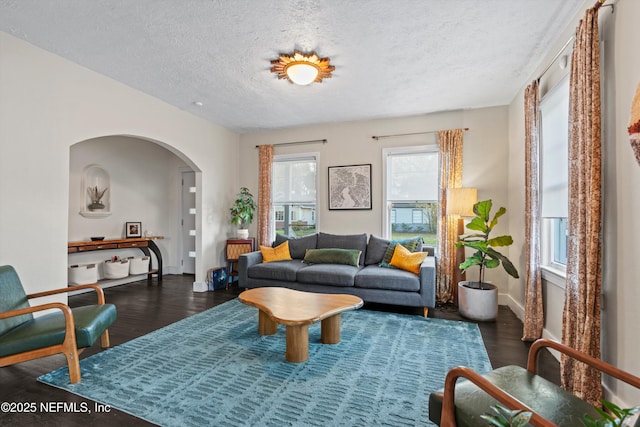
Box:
[39,298,492,426]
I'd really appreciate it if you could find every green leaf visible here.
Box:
[487,235,514,247]
[479,414,509,427]
[486,248,520,278]
[466,217,488,232]
[474,199,492,221]
[600,400,630,420]
[460,253,483,271]
[512,412,533,427]
[489,206,506,229]
[581,414,602,427]
[460,241,489,253]
[459,232,486,241]
[484,258,500,269]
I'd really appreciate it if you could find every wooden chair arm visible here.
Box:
[27,283,106,305]
[440,366,558,427]
[0,301,74,320]
[527,339,640,389]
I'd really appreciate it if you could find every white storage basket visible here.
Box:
[128,256,150,275]
[68,263,98,285]
[104,259,130,279]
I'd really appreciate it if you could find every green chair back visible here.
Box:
[0,265,34,335]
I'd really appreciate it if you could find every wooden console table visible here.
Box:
[68,237,164,283]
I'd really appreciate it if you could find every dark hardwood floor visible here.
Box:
[0,275,559,426]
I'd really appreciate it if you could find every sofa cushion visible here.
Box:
[365,235,390,265]
[380,236,422,268]
[303,248,362,267]
[316,232,368,266]
[354,265,421,292]
[259,241,292,263]
[296,264,359,287]
[389,244,428,274]
[274,233,318,259]
[247,260,305,282]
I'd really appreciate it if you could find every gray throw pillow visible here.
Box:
[274,233,318,259]
[365,235,390,265]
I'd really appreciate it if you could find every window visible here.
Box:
[383,146,439,247]
[272,153,318,238]
[540,74,569,276]
[411,209,423,224]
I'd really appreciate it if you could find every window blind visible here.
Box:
[540,74,569,218]
[272,156,317,204]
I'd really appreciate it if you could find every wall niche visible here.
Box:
[80,164,111,218]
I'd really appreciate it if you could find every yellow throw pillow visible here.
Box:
[259,241,292,263]
[389,244,428,275]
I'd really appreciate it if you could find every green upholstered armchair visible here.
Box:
[429,339,640,426]
[0,265,117,384]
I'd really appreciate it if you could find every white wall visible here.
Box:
[239,107,514,294]
[506,0,640,406]
[0,32,239,297]
[68,136,189,277]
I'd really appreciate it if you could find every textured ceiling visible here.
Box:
[0,0,584,133]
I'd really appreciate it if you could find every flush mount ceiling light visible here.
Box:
[271,50,334,85]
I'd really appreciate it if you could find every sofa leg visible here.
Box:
[423,307,429,318]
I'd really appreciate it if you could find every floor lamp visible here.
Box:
[446,188,477,305]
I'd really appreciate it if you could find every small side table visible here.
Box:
[226,238,255,287]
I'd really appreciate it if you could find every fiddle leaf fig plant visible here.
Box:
[230,187,257,228]
[456,199,519,289]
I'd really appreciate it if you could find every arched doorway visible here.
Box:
[68,135,201,285]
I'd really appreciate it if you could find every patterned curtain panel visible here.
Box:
[258,145,274,247]
[522,80,544,341]
[561,4,603,407]
[436,129,464,303]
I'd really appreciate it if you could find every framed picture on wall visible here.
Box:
[125,222,142,238]
[328,164,372,210]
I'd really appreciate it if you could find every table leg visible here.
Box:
[321,314,341,344]
[258,310,277,335]
[285,324,309,363]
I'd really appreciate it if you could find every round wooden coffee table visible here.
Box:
[239,287,363,363]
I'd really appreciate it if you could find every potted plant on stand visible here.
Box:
[456,199,519,321]
[230,187,256,239]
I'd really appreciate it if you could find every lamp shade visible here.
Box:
[446,188,478,217]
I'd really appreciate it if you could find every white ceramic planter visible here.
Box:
[458,281,498,322]
[237,229,249,239]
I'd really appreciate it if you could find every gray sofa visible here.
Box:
[238,232,436,316]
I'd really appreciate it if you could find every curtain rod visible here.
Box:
[536,1,613,82]
[371,128,469,141]
[255,139,327,148]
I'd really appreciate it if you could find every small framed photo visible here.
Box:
[328,164,372,210]
[125,222,142,238]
